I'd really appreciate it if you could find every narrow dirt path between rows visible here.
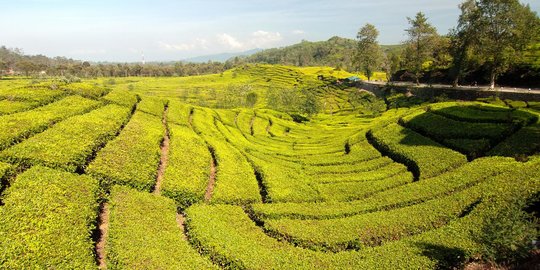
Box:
[153,106,170,195]
[204,156,217,202]
[95,202,110,269]
[176,213,188,241]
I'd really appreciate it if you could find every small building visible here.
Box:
[346,76,361,82]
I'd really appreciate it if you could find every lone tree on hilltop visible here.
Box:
[454,0,540,89]
[403,12,438,85]
[355,23,382,81]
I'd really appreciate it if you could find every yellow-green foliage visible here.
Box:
[0,95,101,150]
[0,104,131,171]
[103,89,138,108]
[106,186,216,269]
[0,166,99,269]
[251,157,517,220]
[368,123,467,179]
[60,82,110,98]
[86,110,164,191]
[135,95,166,117]
[162,124,212,208]
[0,67,539,269]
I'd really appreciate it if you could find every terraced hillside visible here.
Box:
[0,68,539,269]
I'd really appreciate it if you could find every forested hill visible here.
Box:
[239,36,402,71]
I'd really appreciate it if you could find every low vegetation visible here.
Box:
[0,62,538,269]
[0,166,99,269]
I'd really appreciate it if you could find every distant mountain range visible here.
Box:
[183,48,263,63]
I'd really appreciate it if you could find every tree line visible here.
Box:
[355,0,540,88]
[1,0,538,89]
[0,47,228,78]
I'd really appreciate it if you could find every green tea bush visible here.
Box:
[488,122,540,158]
[251,157,517,220]
[401,111,515,141]
[0,166,99,269]
[60,82,110,98]
[0,104,131,172]
[86,111,164,191]
[106,186,216,269]
[0,95,101,150]
[102,89,138,108]
[473,197,538,266]
[429,102,537,125]
[314,171,414,201]
[0,100,39,115]
[162,124,212,208]
[367,123,467,179]
[0,86,65,103]
[264,185,483,252]
[168,99,192,126]
[135,96,166,117]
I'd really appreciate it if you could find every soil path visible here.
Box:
[96,203,110,269]
[176,213,188,241]
[204,157,217,202]
[153,106,170,195]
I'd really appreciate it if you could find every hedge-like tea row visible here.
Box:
[207,138,261,204]
[186,204,435,269]
[106,186,216,269]
[251,157,516,220]
[60,82,110,98]
[0,95,101,150]
[0,100,40,115]
[264,183,483,252]
[442,138,491,157]
[0,86,65,103]
[102,89,138,108]
[0,166,99,269]
[401,110,515,141]
[0,161,13,190]
[185,160,540,269]
[192,108,262,205]
[314,162,407,184]
[167,99,192,126]
[367,123,467,179]
[137,96,166,117]
[162,124,212,208]
[307,156,393,175]
[86,111,164,191]
[0,104,132,172]
[488,121,540,157]
[429,102,537,125]
[314,171,414,202]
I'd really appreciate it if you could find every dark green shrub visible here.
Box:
[473,198,538,266]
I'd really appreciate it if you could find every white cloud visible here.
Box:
[292,30,305,35]
[217,33,244,49]
[158,38,208,51]
[250,30,282,48]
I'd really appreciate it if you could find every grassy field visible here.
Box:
[0,64,539,269]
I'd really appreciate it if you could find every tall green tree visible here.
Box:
[355,23,382,81]
[456,0,540,88]
[403,12,438,85]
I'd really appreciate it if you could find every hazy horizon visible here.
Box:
[2,0,539,62]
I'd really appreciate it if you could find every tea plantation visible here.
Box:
[0,65,539,269]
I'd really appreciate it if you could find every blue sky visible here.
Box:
[1,0,538,62]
